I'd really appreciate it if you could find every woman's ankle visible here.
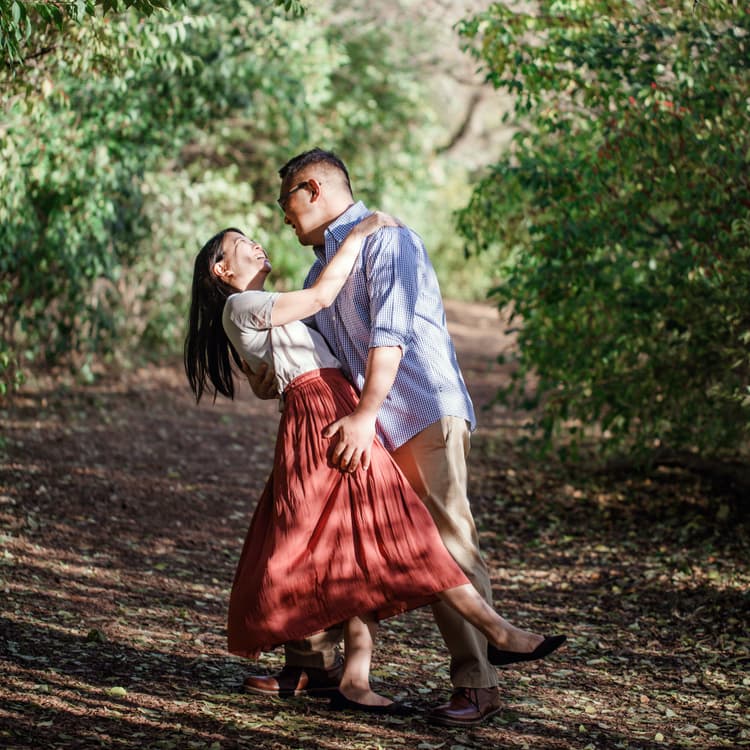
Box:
[338,676,371,694]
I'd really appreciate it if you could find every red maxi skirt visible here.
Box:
[227,368,470,658]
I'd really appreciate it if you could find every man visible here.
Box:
[244,148,501,725]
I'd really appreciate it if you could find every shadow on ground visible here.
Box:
[1,302,748,749]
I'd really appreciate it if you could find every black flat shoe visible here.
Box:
[328,690,414,716]
[488,634,567,666]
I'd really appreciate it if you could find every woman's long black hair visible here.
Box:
[184,228,245,403]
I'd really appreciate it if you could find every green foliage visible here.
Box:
[1,0,439,390]
[457,0,750,460]
[0,0,174,65]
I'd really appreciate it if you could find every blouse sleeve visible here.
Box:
[223,291,279,331]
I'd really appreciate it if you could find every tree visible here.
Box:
[0,0,433,392]
[456,0,750,462]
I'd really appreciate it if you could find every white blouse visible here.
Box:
[222,290,341,393]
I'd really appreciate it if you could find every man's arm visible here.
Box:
[324,226,419,472]
[322,345,402,472]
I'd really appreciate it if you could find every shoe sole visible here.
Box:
[427,705,502,727]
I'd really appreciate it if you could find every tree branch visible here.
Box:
[436,91,482,154]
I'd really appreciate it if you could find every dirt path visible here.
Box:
[1,300,748,750]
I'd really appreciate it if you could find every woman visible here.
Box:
[184,213,565,715]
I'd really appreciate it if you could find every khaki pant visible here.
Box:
[284,416,498,689]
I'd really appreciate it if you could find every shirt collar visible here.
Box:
[314,201,369,261]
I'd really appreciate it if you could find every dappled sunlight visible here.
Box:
[2,309,748,749]
[2,657,353,749]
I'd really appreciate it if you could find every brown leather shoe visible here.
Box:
[427,687,502,726]
[243,662,344,697]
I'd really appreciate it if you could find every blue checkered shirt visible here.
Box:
[303,201,476,452]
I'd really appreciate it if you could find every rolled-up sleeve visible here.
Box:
[365,228,418,352]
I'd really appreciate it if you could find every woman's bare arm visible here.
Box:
[269,211,400,327]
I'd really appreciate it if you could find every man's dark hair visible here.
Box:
[278,148,353,195]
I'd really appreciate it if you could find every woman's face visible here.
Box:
[214,231,271,290]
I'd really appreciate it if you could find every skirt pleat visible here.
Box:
[227,368,469,658]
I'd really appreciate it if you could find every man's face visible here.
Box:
[278,176,324,246]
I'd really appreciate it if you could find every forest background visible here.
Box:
[1,0,749,488]
[1,3,749,749]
